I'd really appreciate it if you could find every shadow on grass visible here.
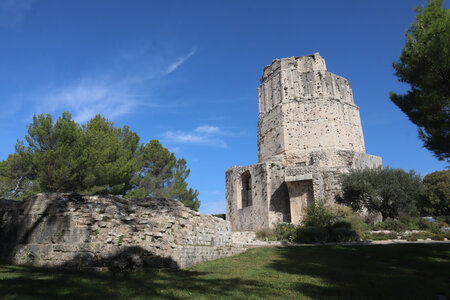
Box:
[0,194,275,299]
[267,244,450,299]
[0,263,268,300]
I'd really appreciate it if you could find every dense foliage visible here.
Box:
[0,112,200,211]
[255,202,449,244]
[420,170,450,216]
[372,215,448,233]
[296,202,361,243]
[390,0,450,162]
[335,167,425,220]
[256,203,364,243]
[127,140,200,211]
[256,167,449,244]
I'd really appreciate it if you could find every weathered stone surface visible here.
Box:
[0,193,246,270]
[226,53,382,231]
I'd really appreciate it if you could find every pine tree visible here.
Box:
[128,140,200,211]
[0,113,200,211]
[390,0,450,162]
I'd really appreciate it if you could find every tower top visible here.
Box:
[257,53,366,164]
[261,53,326,83]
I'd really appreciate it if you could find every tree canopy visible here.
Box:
[127,140,200,211]
[420,170,450,216]
[390,0,450,163]
[0,112,200,211]
[335,167,425,220]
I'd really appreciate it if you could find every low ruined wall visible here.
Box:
[0,193,247,270]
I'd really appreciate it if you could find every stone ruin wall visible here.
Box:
[226,164,271,230]
[226,152,381,231]
[0,193,247,271]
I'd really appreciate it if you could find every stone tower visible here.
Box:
[258,53,366,165]
[226,53,382,231]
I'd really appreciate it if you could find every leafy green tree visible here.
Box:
[0,151,37,200]
[336,167,425,220]
[17,113,140,194]
[128,140,200,210]
[79,115,140,194]
[179,187,200,212]
[390,0,450,162]
[128,140,177,199]
[24,112,84,192]
[1,112,200,210]
[419,170,450,215]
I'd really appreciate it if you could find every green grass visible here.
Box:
[0,244,449,299]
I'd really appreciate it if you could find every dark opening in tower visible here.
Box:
[241,171,252,207]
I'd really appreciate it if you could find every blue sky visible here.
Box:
[0,0,447,214]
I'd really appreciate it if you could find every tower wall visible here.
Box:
[227,53,382,231]
[257,53,366,165]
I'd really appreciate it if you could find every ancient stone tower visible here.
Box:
[226,53,382,231]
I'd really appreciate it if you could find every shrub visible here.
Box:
[330,227,359,242]
[336,166,424,220]
[363,232,398,241]
[255,228,276,241]
[294,226,329,243]
[302,201,337,228]
[437,221,449,228]
[370,216,446,233]
[274,223,296,242]
[445,231,450,240]
[331,221,352,230]
[404,231,434,241]
[417,217,433,230]
[345,214,370,237]
[372,219,407,232]
[437,216,450,224]
[432,233,445,241]
[397,215,421,230]
[417,219,444,233]
[430,224,443,234]
[331,204,359,219]
[291,202,368,243]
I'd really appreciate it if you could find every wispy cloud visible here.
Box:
[163,125,227,147]
[195,125,220,134]
[166,49,196,74]
[41,79,135,123]
[0,0,36,27]
[36,48,197,123]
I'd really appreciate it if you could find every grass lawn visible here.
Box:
[0,243,449,299]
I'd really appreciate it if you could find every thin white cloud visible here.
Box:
[0,0,36,27]
[195,125,220,134]
[35,48,197,123]
[40,79,135,123]
[166,49,196,74]
[163,125,227,147]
